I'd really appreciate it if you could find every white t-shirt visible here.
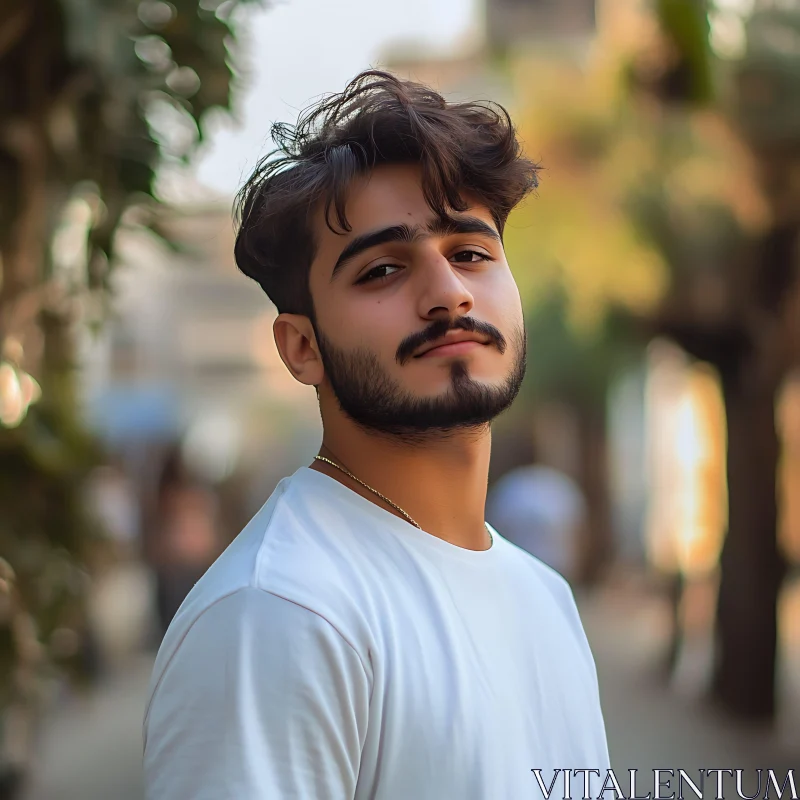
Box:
[143,466,610,799]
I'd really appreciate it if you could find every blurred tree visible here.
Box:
[514,284,641,585]
[502,48,669,585]
[628,0,800,721]
[504,0,800,719]
[0,0,265,789]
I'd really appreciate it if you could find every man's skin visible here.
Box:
[273,162,526,552]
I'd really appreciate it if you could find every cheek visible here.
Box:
[321,294,407,354]
[479,270,523,325]
[498,263,522,300]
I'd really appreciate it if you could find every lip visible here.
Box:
[417,339,487,358]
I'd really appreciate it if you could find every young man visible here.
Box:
[143,70,610,799]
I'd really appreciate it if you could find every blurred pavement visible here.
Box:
[22,574,800,800]
[579,573,799,777]
[22,654,151,800]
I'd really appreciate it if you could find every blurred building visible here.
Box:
[384,0,598,99]
[486,0,596,50]
[78,202,322,546]
[81,204,308,436]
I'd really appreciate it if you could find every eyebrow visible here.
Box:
[330,214,501,281]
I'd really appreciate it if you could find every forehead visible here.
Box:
[309,164,496,276]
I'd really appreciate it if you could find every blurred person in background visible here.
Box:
[85,458,141,559]
[152,445,221,638]
[144,70,610,799]
[82,457,144,671]
[487,450,586,585]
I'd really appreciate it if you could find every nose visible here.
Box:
[415,251,475,322]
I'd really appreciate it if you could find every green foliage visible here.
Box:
[504,49,671,410]
[0,0,267,770]
[507,0,799,409]
[519,283,641,410]
[655,0,714,104]
[624,179,746,284]
[0,0,264,292]
[640,0,800,361]
[731,5,800,148]
[0,397,103,702]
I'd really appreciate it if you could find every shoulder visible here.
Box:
[144,469,381,716]
[522,551,599,680]
[495,532,590,643]
[143,585,370,736]
[250,470,387,645]
[159,468,377,660]
[143,586,371,798]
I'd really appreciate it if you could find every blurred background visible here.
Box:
[1,0,799,797]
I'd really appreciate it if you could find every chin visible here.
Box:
[408,370,504,396]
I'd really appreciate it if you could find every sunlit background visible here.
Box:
[1,0,799,797]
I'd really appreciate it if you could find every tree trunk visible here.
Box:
[575,402,614,586]
[712,370,786,721]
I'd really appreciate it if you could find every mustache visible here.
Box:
[395,317,507,366]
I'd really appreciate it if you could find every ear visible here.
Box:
[273,313,324,386]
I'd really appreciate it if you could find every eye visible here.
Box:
[451,249,492,263]
[356,263,403,284]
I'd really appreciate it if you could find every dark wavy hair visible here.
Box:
[233,69,540,317]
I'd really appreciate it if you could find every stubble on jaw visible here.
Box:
[314,323,527,445]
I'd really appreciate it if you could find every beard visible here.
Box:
[314,320,527,441]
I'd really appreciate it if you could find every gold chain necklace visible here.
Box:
[314,455,493,546]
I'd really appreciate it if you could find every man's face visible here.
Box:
[307,163,527,439]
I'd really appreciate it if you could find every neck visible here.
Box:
[312,412,493,552]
